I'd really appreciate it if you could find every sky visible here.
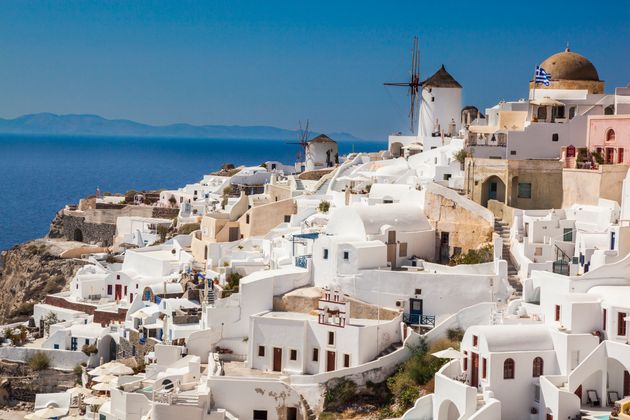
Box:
[0,0,629,140]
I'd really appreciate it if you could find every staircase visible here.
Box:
[206,288,216,305]
[299,395,317,420]
[174,392,199,407]
[494,219,522,298]
[377,342,402,358]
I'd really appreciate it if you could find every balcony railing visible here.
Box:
[295,255,310,269]
[403,313,436,327]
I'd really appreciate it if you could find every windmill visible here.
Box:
[384,36,421,133]
[286,120,311,162]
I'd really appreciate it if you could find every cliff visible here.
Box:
[0,239,89,324]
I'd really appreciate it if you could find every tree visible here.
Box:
[318,200,331,213]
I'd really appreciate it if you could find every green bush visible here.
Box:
[318,200,331,213]
[28,352,50,371]
[179,223,200,235]
[447,328,465,342]
[449,244,493,266]
[323,378,358,412]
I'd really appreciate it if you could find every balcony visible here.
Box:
[403,313,436,327]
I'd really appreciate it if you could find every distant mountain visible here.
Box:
[0,113,363,141]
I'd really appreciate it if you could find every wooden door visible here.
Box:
[115,284,122,300]
[471,352,479,388]
[546,414,553,420]
[470,352,479,388]
[624,370,629,397]
[228,227,239,242]
[326,351,336,372]
[273,347,282,372]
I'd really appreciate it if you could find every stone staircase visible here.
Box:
[377,341,402,358]
[299,395,317,420]
[174,392,199,407]
[494,219,522,298]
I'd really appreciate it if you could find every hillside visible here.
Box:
[0,113,362,141]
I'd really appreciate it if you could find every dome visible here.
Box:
[539,49,599,81]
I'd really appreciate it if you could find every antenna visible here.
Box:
[384,36,421,133]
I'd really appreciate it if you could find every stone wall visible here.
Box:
[152,207,180,219]
[59,214,116,246]
[562,165,630,208]
[117,330,158,364]
[43,295,127,325]
[0,347,88,371]
[0,360,77,403]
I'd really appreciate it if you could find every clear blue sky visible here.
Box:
[0,0,629,139]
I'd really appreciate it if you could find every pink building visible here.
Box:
[587,115,630,164]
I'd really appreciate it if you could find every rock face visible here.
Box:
[0,360,76,405]
[0,240,89,324]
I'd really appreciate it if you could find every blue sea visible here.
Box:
[0,135,386,251]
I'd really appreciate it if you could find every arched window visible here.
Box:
[533,357,544,377]
[504,358,515,379]
[606,129,616,142]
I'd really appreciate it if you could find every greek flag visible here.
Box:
[535,65,551,86]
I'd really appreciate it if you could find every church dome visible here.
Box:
[539,49,599,81]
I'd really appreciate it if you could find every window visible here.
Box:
[71,337,78,351]
[399,243,407,257]
[510,150,517,155]
[323,249,329,260]
[619,148,625,163]
[463,351,468,370]
[246,214,250,224]
[290,349,297,361]
[473,335,478,347]
[85,338,90,345]
[555,305,561,322]
[253,410,268,420]
[563,228,573,242]
[482,358,487,379]
[569,107,576,119]
[258,346,265,357]
[284,215,291,223]
[54,344,59,349]
[117,274,120,280]
[533,357,544,377]
[414,289,422,295]
[344,354,350,368]
[556,106,565,119]
[535,247,543,256]
[107,285,112,295]
[504,358,515,379]
[552,133,559,142]
[343,251,349,260]
[328,331,335,345]
[606,129,616,142]
[518,183,532,199]
[618,312,627,336]
[312,348,319,362]
[603,308,607,330]
[124,286,128,295]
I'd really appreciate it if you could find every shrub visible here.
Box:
[449,244,493,266]
[28,352,50,371]
[73,364,84,384]
[179,223,200,235]
[591,150,604,165]
[454,148,471,166]
[43,312,59,336]
[323,378,357,412]
[81,344,98,356]
[447,328,465,342]
[318,200,331,213]
[157,225,169,242]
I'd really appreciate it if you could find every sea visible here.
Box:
[0,134,386,252]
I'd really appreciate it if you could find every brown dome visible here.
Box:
[539,49,599,81]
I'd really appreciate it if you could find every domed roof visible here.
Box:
[539,48,599,81]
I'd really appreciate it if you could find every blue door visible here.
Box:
[611,232,616,250]
[488,182,497,200]
[409,298,423,324]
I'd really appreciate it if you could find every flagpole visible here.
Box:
[532,64,538,101]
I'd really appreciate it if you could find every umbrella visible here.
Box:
[66,386,92,397]
[107,363,134,376]
[88,366,109,376]
[83,395,107,405]
[431,347,462,359]
[91,382,115,392]
[24,414,46,420]
[93,374,117,383]
[34,406,68,418]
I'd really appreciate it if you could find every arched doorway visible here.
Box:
[73,228,84,242]
[437,399,461,420]
[97,335,118,363]
[481,176,506,207]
